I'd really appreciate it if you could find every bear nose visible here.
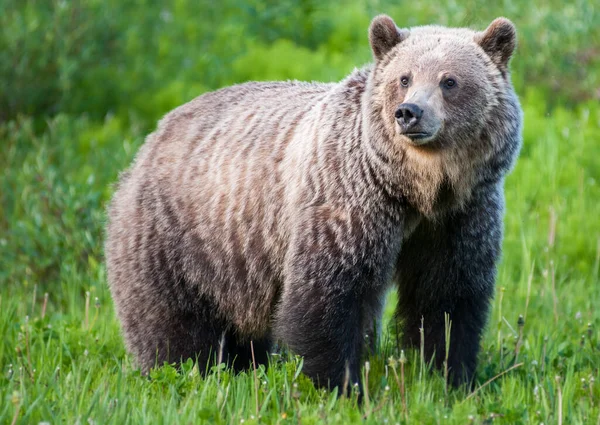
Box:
[395,103,423,129]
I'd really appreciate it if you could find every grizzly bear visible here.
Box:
[105,15,522,390]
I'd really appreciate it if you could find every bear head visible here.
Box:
[368,14,519,148]
[364,15,522,213]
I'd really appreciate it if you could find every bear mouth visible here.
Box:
[404,132,431,140]
[403,132,436,145]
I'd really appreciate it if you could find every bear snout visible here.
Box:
[395,103,437,143]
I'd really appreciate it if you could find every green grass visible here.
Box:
[1,1,599,423]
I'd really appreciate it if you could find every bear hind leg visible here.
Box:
[119,293,231,375]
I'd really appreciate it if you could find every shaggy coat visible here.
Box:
[106,15,522,389]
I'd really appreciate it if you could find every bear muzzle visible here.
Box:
[395,103,439,145]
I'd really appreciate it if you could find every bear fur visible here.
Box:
[105,15,522,389]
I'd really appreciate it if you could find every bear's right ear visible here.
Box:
[369,15,409,61]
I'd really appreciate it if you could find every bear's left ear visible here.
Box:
[369,15,409,61]
[475,17,517,71]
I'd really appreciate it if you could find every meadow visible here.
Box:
[1,1,599,423]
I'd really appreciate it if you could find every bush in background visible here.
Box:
[1,0,598,126]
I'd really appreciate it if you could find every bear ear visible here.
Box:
[475,17,517,71]
[369,15,409,61]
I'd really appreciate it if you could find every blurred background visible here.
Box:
[2,0,598,124]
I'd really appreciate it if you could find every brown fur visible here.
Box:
[106,15,522,389]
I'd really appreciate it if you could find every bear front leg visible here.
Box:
[396,182,504,387]
[276,208,401,393]
[276,277,365,391]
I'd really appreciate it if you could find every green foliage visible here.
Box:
[1,0,599,424]
[2,0,598,123]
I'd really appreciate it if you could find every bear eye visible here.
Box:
[443,78,457,89]
[400,76,410,87]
